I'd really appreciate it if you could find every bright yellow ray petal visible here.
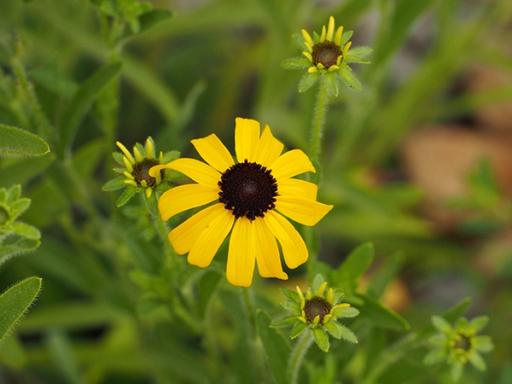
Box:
[158,184,219,221]
[334,26,344,45]
[278,178,318,200]
[169,204,224,255]
[191,134,234,172]
[270,149,315,180]
[150,158,220,188]
[145,137,155,159]
[116,141,135,164]
[275,196,333,226]
[301,29,313,46]
[320,25,326,42]
[264,211,308,269]
[235,117,260,163]
[253,125,284,167]
[226,218,257,287]
[187,208,235,268]
[326,16,335,41]
[253,218,287,280]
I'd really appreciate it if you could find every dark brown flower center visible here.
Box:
[218,160,277,220]
[312,41,342,68]
[304,296,332,323]
[454,333,472,352]
[132,159,160,187]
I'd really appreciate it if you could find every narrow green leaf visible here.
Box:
[324,321,342,339]
[298,73,318,93]
[102,177,126,192]
[139,9,173,33]
[468,352,486,371]
[271,316,297,329]
[334,242,374,294]
[338,324,358,344]
[11,222,41,240]
[290,322,307,339]
[116,187,137,207]
[312,328,330,352]
[358,294,410,331]
[281,57,310,70]
[256,310,290,384]
[0,277,42,342]
[61,62,122,152]
[338,65,362,91]
[468,316,489,333]
[0,124,50,158]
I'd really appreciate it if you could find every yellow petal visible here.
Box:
[235,117,260,163]
[320,25,326,42]
[116,141,134,164]
[253,125,284,167]
[278,178,318,200]
[253,218,287,280]
[301,29,313,46]
[302,51,313,61]
[226,218,257,287]
[151,158,220,188]
[133,146,144,162]
[308,66,318,73]
[191,134,234,172]
[145,137,155,159]
[158,184,219,221]
[334,26,344,45]
[326,16,335,41]
[270,149,315,180]
[264,211,308,269]
[169,204,224,255]
[187,207,234,268]
[275,196,333,226]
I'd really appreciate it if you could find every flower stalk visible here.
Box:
[287,330,314,384]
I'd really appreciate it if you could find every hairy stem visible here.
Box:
[288,330,314,384]
[309,75,330,174]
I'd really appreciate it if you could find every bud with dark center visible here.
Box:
[312,41,342,68]
[218,160,278,220]
[454,333,472,352]
[304,296,332,323]
[132,159,161,187]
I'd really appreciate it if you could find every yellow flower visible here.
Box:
[301,16,353,73]
[150,118,333,287]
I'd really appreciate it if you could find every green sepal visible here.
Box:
[312,328,330,352]
[281,57,310,70]
[116,187,137,207]
[311,274,325,293]
[11,222,40,240]
[290,322,307,339]
[324,321,343,339]
[468,316,489,333]
[423,348,446,365]
[102,176,127,192]
[298,73,318,93]
[338,324,358,344]
[325,73,339,98]
[473,336,493,352]
[162,150,180,163]
[432,316,452,333]
[468,352,486,371]
[281,287,300,303]
[340,31,353,46]
[344,46,373,64]
[9,199,31,222]
[112,151,125,165]
[333,306,359,319]
[271,316,298,329]
[338,64,362,91]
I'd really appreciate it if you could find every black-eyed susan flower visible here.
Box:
[283,16,372,95]
[274,274,359,352]
[149,118,333,287]
[103,137,178,206]
[425,315,493,381]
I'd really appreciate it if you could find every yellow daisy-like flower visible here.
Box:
[302,16,352,73]
[150,118,333,287]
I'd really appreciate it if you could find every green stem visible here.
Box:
[309,76,330,171]
[140,193,174,264]
[241,288,256,331]
[288,330,314,384]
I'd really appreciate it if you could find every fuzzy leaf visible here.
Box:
[333,242,374,294]
[0,124,50,158]
[11,222,41,240]
[338,65,362,91]
[324,321,342,339]
[432,316,452,333]
[289,322,307,339]
[312,328,329,352]
[0,277,42,343]
[102,177,127,192]
[298,73,318,93]
[281,57,310,70]
[338,324,358,343]
[116,187,137,207]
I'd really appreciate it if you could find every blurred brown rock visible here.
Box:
[467,65,512,133]
[401,126,512,228]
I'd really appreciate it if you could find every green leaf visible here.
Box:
[11,222,41,240]
[102,177,127,192]
[468,316,489,333]
[0,238,41,267]
[443,297,472,323]
[338,65,362,91]
[324,321,343,339]
[312,328,329,352]
[116,187,137,207]
[0,277,42,343]
[281,57,310,70]
[289,322,307,339]
[298,73,318,93]
[473,336,494,352]
[358,294,410,331]
[139,9,173,33]
[333,306,359,319]
[271,316,297,329]
[0,124,50,158]
[61,62,122,152]
[196,269,222,318]
[0,334,26,369]
[468,352,486,371]
[325,73,339,98]
[338,324,358,343]
[333,242,374,294]
[281,287,300,303]
[423,348,446,365]
[256,310,290,384]
[432,316,452,333]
